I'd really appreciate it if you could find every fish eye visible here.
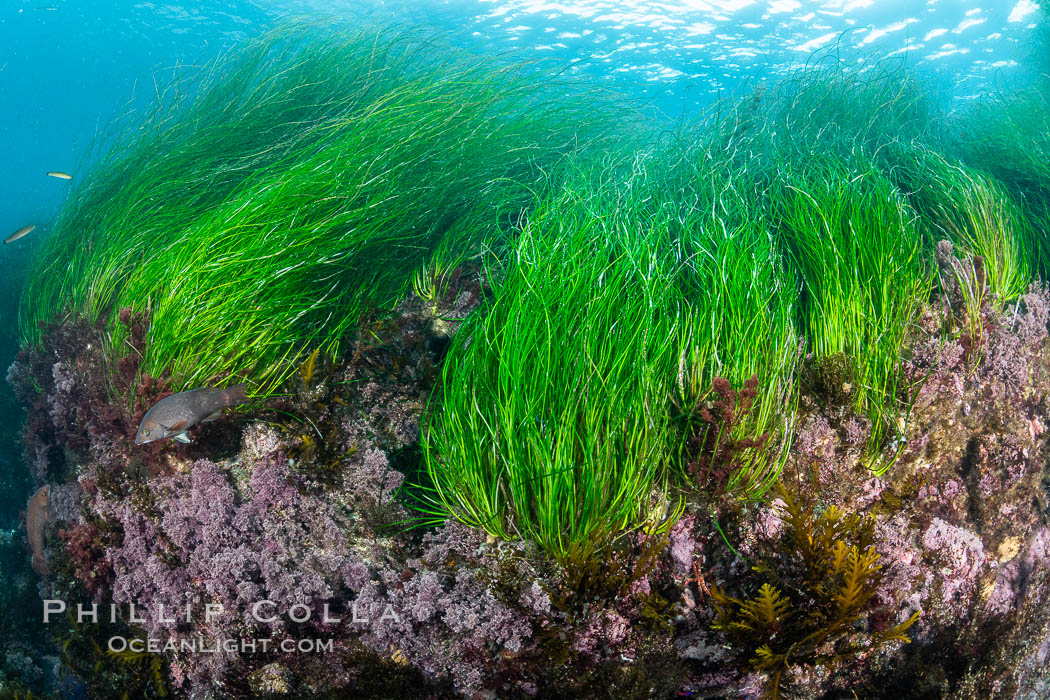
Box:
[142,428,150,436]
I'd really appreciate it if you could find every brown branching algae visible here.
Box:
[709,484,920,698]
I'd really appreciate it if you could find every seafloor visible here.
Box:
[4,251,1049,699]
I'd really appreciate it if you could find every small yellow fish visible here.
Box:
[5,225,35,244]
[47,171,72,180]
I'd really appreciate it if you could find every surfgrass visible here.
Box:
[417,168,685,557]
[763,60,932,165]
[953,85,1050,278]
[770,154,931,467]
[702,65,942,465]
[641,133,800,498]
[19,23,617,398]
[417,144,799,559]
[894,143,1032,310]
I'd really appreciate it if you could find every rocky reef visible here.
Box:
[2,242,1048,700]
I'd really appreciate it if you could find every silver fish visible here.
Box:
[5,225,35,244]
[135,384,247,445]
[47,171,72,180]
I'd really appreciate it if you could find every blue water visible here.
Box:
[0,0,1042,525]
[0,0,1040,256]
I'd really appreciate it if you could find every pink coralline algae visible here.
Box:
[986,528,1050,617]
[341,446,404,508]
[921,517,988,607]
[346,521,544,695]
[10,252,1050,698]
[668,514,698,576]
[95,455,365,689]
[571,610,631,656]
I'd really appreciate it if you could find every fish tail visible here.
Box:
[224,383,248,406]
[32,554,49,576]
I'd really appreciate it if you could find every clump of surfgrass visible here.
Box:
[953,86,1050,278]
[703,64,941,464]
[763,60,931,164]
[19,23,617,398]
[644,136,800,497]
[418,144,799,559]
[770,154,931,467]
[894,143,1032,313]
[694,60,931,192]
[418,173,684,558]
[670,204,799,495]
